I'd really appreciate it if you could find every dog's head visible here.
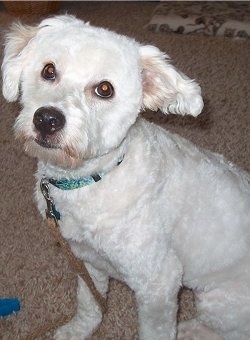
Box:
[2,15,203,168]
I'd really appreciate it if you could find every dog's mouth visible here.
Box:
[30,136,82,168]
[34,137,61,149]
[15,129,82,168]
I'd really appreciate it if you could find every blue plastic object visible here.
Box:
[0,298,20,317]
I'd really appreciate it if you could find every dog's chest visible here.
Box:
[49,183,128,239]
[36,158,171,279]
[39,166,162,242]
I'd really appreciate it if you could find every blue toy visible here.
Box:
[0,298,20,317]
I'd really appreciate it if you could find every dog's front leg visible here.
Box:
[54,266,109,340]
[135,250,182,340]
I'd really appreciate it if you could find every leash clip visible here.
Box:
[40,178,60,220]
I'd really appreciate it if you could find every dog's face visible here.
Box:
[2,15,203,168]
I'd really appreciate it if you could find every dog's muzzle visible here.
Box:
[33,106,65,148]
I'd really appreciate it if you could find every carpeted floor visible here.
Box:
[0,2,249,339]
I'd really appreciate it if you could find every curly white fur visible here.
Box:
[2,15,250,340]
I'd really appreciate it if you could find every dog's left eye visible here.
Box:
[94,81,114,98]
[42,63,56,81]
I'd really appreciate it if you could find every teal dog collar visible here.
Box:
[48,172,104,190]
[46,155,124,191]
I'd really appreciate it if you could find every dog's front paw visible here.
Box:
[54,323,81,340]
[177,320,223,340]
[54,309,102,340]
[54,319,96,340]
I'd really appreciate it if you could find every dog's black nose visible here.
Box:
[33,107,65,136]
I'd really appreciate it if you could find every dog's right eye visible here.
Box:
[42,63,56,81]
[94,81,114,99]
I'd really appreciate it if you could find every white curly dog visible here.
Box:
[2,15,250,340]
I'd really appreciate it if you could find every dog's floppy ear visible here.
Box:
[1,22,38,102]
[140,45,203,116]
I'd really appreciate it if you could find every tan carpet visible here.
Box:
[0,2,249,339]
